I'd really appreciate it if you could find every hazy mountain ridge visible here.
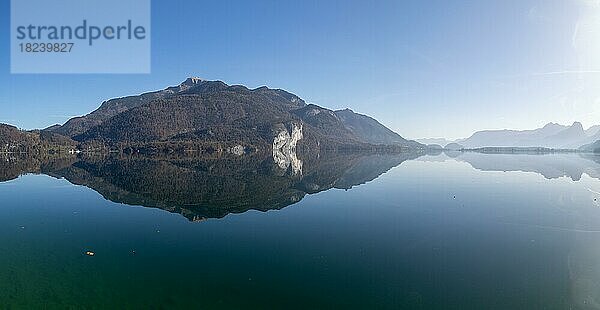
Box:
[456,122,600,149]
[415,138,457,146]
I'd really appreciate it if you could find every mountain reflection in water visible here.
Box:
[0,152,422,221]
[5,151,600,308]
[451,152,600,181]
[4,151,600,221]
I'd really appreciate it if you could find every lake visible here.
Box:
[2,151,600,309]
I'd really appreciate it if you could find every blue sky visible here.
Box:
[1,0,599,139]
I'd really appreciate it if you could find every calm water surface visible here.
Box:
[2,152,600,309]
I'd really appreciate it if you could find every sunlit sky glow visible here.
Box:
[0,0,599,140]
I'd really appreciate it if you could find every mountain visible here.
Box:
[334,108,420,147]
[45,78,422,152]
[51,78,304,138]
[415,138,455,146]
[458,122,598,149]
[546,122,587,148]
[426,144,443,150]
[0,123,75,153]
[291,104,360,144]
[444,143,464,151]
[580,140,600,153]
[587,125,600,136]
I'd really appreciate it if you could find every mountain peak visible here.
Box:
[543,122,561,128]
[181,77,205,86]
[459,121,591,149]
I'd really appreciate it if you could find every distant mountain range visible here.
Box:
[2,78,423,155]
[418,122,600,151]
[415,138,457,146]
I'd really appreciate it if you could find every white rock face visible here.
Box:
[163,77,205,94]
[306,109,321,116]
[273,123,303,175]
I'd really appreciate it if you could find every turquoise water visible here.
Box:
[2,153,600,309]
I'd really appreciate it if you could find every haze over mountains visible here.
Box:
[417,122,600,151]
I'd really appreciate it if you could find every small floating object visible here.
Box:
[453,195,456,199]
[85,251,95,256]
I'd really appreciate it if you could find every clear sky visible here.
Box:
[1,0,599,140]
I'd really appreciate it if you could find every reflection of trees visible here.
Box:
[1,151,421,220]
[0,154,77,182]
